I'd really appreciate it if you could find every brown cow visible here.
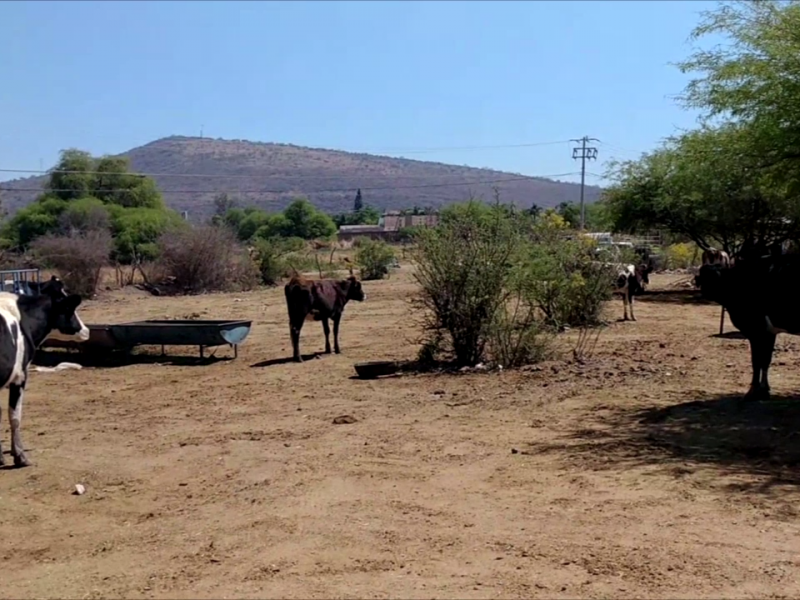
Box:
[284,272,366,362]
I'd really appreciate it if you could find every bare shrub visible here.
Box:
[58,203,111,234]
[527,226,615,329]
[412,201,612,370]
[157,225,258,294]
[572,325,604,363]
[31,230,112,298]
[412,202,546,368]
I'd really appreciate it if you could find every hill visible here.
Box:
[0,136,603,220]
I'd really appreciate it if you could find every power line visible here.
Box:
[571,136,599,230]
[0,171,583,196]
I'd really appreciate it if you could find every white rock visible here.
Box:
[73,484,86,495]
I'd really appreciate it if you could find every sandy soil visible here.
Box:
[1,268,799,599]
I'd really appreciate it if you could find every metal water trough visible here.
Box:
[43,319,253,359]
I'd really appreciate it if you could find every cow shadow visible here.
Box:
[250,353,322,368]
[524,392,800,495]
[32,349,233,369]
[712,331,747,340]
[638,289,713,306]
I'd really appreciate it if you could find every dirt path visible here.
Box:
[1,271,799,599]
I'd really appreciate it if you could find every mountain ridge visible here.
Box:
[0,135,603,220]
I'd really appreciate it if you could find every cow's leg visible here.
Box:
[629,294,637,321]
[622,291,630,321]
[759,332,777,397]
[333,314,342,354]
[322,318,332,354]
[0,399,4,467]
[745,336,762,400]
[9,382,30,467]
[290,318,304,362]
[744,334,773,401]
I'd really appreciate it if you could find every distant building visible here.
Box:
[337,224,389,242]
[380,212,439,232]
[337,210,440,242]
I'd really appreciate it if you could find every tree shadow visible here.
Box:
[638,289,713,306]
[32,349,233,369]
[524,392,800,495]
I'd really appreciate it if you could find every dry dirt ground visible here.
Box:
[1,269,800,599]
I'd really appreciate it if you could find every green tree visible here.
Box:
[221,207,247,235]
[584,200,613,232]
[58,197,111,234]
[677,0,800,190]
[93,156,163,208]
[2,148,181,258]
[282,198,336,239]
[604,125,800,254]
[332,205,380,227]
[556,202,580,229]
[110,206,185,262]
[254,213,292,240]
[46,149,94,201]
[354,188,363,212]
[237,209,272,241]
[526,204,542,220]
[211,193,237,225]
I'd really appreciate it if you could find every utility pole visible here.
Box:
[571,136,599,230]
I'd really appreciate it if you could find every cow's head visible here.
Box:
[637,260,655,285]
[39,276,90,342]
[345,276,366,302]
[694,264,726,303]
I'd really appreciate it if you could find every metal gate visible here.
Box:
[0,268,41,295]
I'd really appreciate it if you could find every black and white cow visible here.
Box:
[0,276,89,467]
[614,263,653,321]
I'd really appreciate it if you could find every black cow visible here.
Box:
[284,273,366,362]
[0,276,89,467]
[695,255,800,400]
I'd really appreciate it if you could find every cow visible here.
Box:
[284,271,366,362]
[0,276,89,467]
[700,248,732,333]
[695,254,800,401]
[702,248,731,268]
[613,262,653,321]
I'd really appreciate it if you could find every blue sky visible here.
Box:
[0,0,718,186]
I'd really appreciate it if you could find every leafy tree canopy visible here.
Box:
[604,0,800,254]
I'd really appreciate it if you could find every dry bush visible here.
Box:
[572,325,604,363]
[412,203,546,368]
[157,225,259,294]
[31,230,112,298]
[137,260,169,287]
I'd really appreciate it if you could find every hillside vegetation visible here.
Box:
[0,136,602,220]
